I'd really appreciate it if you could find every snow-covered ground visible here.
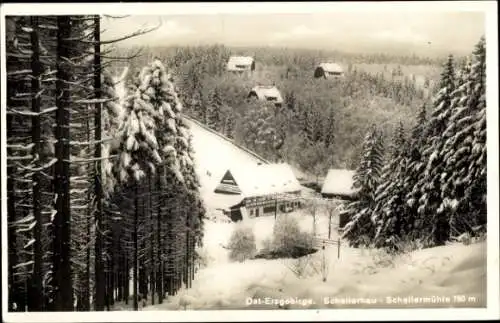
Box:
[134,211,486,311]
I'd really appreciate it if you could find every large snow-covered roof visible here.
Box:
[216,163,302,198]
[183,116,268,209]
[321,169,357,197]
[227,56,254,71]
[249,85,283,104]
[317,63,344,73]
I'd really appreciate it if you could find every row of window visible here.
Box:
[248,200,302,217]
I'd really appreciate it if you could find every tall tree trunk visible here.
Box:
[139,195,147,301]
[30,15,43,311]
[53,15,73,311]
[133,185,139,311]
[7,114,20,311]
[124,251,129,305]
[184,209,190,289]
[117,249,123,302]
[156,173,163,303]
[81,106,92,311]
[149,174,155,305]
[108,238,115,308]
[93,14,106,312]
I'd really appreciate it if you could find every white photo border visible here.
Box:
[1,1,498,322]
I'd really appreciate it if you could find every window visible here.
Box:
[255,208,260,217]
[250,209,254,217]
[263,206,276,214]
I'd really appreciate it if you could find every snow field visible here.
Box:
[143,210,486,310]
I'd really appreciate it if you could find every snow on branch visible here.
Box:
[95,20,162,45]
[67,154,118,163]
[103,14,131,19]
[8,155,33,161]
[70,137,113,146]
[7,69,32,76]
[7,106,57,117]
[74,98,116,104]
[14,158,57,172]
[13,261,34,269]
[7,143,35,151]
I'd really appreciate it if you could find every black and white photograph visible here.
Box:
[1,1,498,322]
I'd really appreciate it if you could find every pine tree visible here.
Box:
[440,37,486,236]
[52,15,74,311]
[372,122,409,249]
[341,125,385,247]
[102,71,124,195]
[116,76,164,309]
[224,112,235,139]
[206,87,223,131]
[411,55,455,246]
[403,104,428,241]
[323,108,335,148]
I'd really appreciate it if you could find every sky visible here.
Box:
[101,11,485,57]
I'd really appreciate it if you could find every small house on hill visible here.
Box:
[227,56,255,74]
[314,63,344,79]
[248,85,284,107]
[321,169,358,200]
[214,163,303,221]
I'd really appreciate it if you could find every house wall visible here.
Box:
[314,67,344,79]
[244,193,302,218]
[314,67,326,78]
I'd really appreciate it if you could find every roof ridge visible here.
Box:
[181,113,270,165]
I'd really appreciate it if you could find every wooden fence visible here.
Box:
[313,237,341,259]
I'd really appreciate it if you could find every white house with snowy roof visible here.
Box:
[227,56,255,74]
[314,62,344,79]
[321,169,358,200]
[214,163,303,221]
[248,85,284,107]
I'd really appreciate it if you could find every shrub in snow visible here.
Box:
[272,216,314,256]
[228,225,257,262]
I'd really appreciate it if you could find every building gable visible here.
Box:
[214,170,242,194]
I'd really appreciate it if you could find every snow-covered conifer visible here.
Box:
[409,55,456,245]
[440,37,486,234]
[206,87,223,131]
[341,125,384,247]
[102,70,124,194]
[372,122,409,248]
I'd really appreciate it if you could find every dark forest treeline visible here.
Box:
[6,15,204,312]
[114,44,438,179]
[341,37,487,250]
[117,44,445,68]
